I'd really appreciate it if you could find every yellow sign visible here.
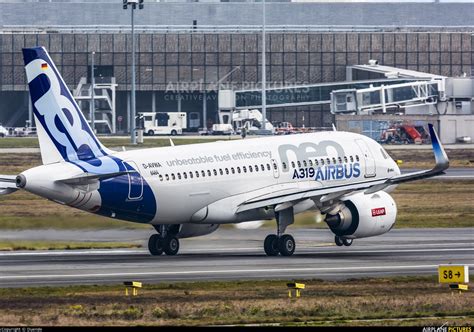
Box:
[438,265,469,284]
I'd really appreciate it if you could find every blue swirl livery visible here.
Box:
[22,47,156,223]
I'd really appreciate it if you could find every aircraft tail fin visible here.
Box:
[22,47,111,165]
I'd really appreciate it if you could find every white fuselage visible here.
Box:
[20,131,400,226]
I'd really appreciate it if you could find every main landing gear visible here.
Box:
[264,207,296,256]
[148,225,180,256]
[335,236,353,247]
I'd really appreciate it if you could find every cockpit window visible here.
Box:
[380,148,388,159]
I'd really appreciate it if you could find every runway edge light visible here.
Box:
[287,282,305,298]
[124,281,142,296]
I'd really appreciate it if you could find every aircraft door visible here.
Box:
[355,139,376,178]
[122,161,144,200]
[271,159,280,179]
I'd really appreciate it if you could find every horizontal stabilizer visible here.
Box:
[0,175,18,195]
[56,171,131,186]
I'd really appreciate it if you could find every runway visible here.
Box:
[0,228,472,288]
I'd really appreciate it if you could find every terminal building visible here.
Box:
[0,0,473,143]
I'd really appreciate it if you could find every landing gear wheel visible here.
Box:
[335,236,344,247]
[148,234,163,255]
[164,237,180,256]
[342,238,353,246]
[278,234,295,256]
[264,234,279,256]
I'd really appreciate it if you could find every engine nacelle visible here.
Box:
[177,223,219,239]
[325,191,397,239]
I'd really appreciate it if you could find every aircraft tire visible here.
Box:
[335,236,344,247]
[343,238,353,246]
[164,236,180,256]
[264,234,279,256]
[148,234,163,255]
[278,234,295,256]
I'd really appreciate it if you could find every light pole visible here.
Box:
[123,0,144,144]
[90,51,95,133]
[261,0,267,134]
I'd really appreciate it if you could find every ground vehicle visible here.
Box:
[274,122,298,135]
[0,125,7,137]
[140,112,186,136]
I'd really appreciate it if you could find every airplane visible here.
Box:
[0,47,449,257]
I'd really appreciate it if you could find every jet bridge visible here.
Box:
[330,80,440,114]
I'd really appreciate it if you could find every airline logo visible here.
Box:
[371,207,386,217]
[292,163,361,181]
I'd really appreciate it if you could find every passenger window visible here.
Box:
[326,158,331,165]
[260,164,265,171]
[201,170,206,177]
[321,159,325,165]
[308,160,313,167]
[350,156,354,163]
[159,174,163,181]
[207,170,211,177]
[282,162,287,170]
[249,165,253,172]
[332,157,337,164]
[231,167,235,174]
[338,157,342,164]
[344,156,348,163]
[237,166,241,174]
[303,160,307,167]
[177,173,181,180]
[165,174,169,181]
[219,169,223,175]
[266,164,271,171]
[171,174,175,180]
[183,172,187,179]
[189,172,193,179]
[213,169,217,176]
[291,161,295,168]
[273,162,277,170]
[195,171,199,178]
[243,166,247,173]
[297,161,301,168]
[255,165,259,172]
[315,159,319,166]
[356,155,360,162]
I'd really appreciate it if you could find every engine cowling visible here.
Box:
[324,191,397,239]
[176,224,219,239]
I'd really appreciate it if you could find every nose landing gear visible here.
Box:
[335,236,353,247]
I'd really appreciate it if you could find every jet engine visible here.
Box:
[176,223,220,239]
[324,191,397,239]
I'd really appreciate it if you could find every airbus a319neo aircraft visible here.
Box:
[0,47,449,257]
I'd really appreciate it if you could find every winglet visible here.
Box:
[428,123,449,172]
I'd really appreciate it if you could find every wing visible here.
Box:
[236,124,448,214]
[0,175,18,195]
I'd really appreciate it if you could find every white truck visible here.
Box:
[211,109,274,135]
[0,125,7,138]
[140,112,186,136]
